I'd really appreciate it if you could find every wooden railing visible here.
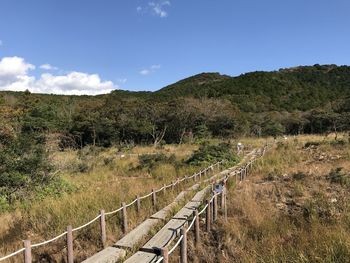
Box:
[155,144,270,263]
[1,143,270,263]
[0,161,224,263]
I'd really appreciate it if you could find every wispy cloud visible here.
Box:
[137,1,171,18]
[40,63,58,71]
[116,78,127,84]
[139,64,161,76]
[140,69,151,76]
[0,40,3,46]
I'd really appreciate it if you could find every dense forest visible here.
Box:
[1,64,350,207]
[1,64,350,148]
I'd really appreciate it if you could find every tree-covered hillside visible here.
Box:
[156,64,350,112]
[1,64,350,150]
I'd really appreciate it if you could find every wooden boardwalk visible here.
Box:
[125,187,209,262]
[82,148,263,263]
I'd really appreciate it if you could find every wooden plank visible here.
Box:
[123,251,158,263]
[173,201,201,219]
[151,191,187,220]
[191,187,210,202]
[141,218,186,252]
[81,247,126,263]
[115,218,160,249]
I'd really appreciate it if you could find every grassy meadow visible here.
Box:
[0,140,240,262]
[186,134,350,263]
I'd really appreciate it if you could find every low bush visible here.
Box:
[292,171,307,180]
[304,141,322,148]
[326,167,349,186]
[303,193,335,224]
[330,139,347,146]
[186,142,239,167]
[138,153,176,170]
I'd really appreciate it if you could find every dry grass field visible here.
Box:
[0,143,204,262]
[1,134,349,262]
[187,134,350,263]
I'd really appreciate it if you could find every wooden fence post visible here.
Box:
[67,225,74,263]
[100,209,106,248]
[161,247,169,263]
[224,188,228,222]
[199,170,202,180]
[171,181,174,191]
[194,210,200,248]
[122,202,128,234]
[23,240,32,263]
[206,199,211,232]
[136,195,141,213]
[213,194,218,221]
[180,227,187,263]
[221,182,226,210]
[152,189,157,208]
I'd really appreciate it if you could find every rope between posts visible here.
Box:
[125,198,138,208]
[155,186,165,193]
[0,248,25,261]
[104,207,123,216]
[31,231,68,248]
[0,154,257,261]
[169,235,184,255]
[198,203,208,215]
[186,216,196,233]
[139,192,153,200]
[72,214,102,232]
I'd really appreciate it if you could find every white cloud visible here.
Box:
[0,56,35,87]
[140,69,150,75]
[40,63,58,71]
[151,64,161,70]
[137,1,170,18]
[139,64,161,76]
[116,78,127,84]
[0,56,117,95]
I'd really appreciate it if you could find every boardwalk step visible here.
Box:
[81,247,126,263]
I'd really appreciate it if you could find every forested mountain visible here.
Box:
[1,64,350,149]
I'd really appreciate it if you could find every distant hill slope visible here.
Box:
[154,64,350,112]
[1,64,350,147]
[2,64,349,113]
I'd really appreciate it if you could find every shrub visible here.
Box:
[330,139,347,146]
[103,156,114,165]
[76,162,91,173]
[264,172,277,181]
[303,193,335,224]
[138,153,176,170]
[304,141,321,148]
[186,142,239,167]
[326,167,349,186]
[292,171,307,180]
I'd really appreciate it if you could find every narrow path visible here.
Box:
[83,149,258,263]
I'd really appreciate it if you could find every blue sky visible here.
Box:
[0,0,349,94]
